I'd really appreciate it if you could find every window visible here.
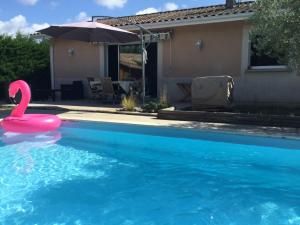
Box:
[119,44,142,81]
[249,37,287,70]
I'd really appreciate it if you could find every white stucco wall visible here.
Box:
[51,39,105,98]
[51,21,300,105]
[234,25,300,106]
[159,23,300,106]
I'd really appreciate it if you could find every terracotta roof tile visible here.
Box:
[97,1,254,27]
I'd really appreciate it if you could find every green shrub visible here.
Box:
[251,0,300,70]
[0,33,50,83]
[121,95,137,111]
[142,100,170,113]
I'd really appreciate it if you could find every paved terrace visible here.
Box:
[1,101,300,139]
[1,101,121,114]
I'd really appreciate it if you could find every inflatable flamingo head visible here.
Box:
[8,80,31,117]
[9,80,31,99]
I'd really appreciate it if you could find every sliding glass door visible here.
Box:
[107,43,157,98]
[119,44,142,81]
[108,45,119,81]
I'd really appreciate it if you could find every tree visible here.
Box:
[0,33,50,82]
[251,0,300,71]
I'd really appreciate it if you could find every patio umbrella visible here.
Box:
[37,21,139,43]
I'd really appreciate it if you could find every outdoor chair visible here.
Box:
[87,77,102,99]
[100,77,117,104]
[61,81,84,100]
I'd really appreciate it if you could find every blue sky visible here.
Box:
[0,0,226,35]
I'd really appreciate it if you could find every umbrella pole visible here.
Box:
[141,30,146,105]
[90,16,151,105]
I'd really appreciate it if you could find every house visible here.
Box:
[50,0,300,106]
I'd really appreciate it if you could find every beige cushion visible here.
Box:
[192,75,234,109]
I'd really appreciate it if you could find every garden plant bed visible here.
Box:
[158,106,300,128]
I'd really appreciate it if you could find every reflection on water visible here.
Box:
[1,131,62,146]
[1,131,62,174]
[0,131,116,224]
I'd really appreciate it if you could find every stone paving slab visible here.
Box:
[1,108,300,139]
[1,103,118,113]
[59,111,300,139]
[1,103,156,117]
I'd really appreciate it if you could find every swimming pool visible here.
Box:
[0,121,300,225]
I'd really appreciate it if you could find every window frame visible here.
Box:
[247,35,288,71]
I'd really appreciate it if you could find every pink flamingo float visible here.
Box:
[1,80,61,133]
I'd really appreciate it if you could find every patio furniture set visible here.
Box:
[87,77,142,103]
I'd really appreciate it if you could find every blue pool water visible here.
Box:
[0,121,300,225]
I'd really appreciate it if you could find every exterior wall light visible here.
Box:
[68,48,75,56]
[196,40,203,49]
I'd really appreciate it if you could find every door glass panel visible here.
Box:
[119,45,142,81]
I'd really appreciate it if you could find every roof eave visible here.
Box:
[115,12,254,31]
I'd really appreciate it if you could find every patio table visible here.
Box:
[112,81,135,94]
[89,81,102,90]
